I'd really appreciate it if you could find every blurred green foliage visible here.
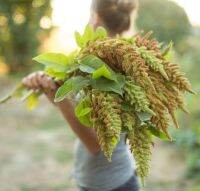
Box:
[186,186,200,191]
[173,93,200,180]
[177,28,200,84]
[136,0,191,48]
[174,30,200,183]
[0,0,53,73]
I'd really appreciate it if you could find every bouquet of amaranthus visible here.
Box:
[0,25,194,183]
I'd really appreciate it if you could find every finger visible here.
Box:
[22,77,28,86]
[35,72,46,88]
[22,73,41,90]
[40,75,50,89]
[37,72,56,90]
[28,73,39,89]
[36,72,46,87]
[41,76,56,90]
[24,75,34,89]
[30,71,45,90]
[37,71,45,78]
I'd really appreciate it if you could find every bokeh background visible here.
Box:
[0,0,200,190]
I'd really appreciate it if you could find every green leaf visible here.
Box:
[78,115,92,127]
[0,83,41,110]
[90,74,125,95]
[21,89,35,101]
[121,102,133,112]
[75,31,84,48]
[138,112,154,122]
[20,88,42,110]
[54,76,89,102]
[162,41,173,60]
[80,55,105,70]
[0,84,25,104]
[92,65,112,80]
[65,64,79,74]
[34,51,79,75]
[79,64,95,73]
[33,53,69,72]
[79,55,105,73]
[25,92,40,110]
[74,25,95,48]
[83,24,94,43]
[0,84,36,104]
[75,97,92,127]
[75,25,108,48]
[67,50,79,62]
[94,27,107,40]
[55,82,73,102]
[80,55,118,81]
[0,83,41,109]
[12,84,27,98]
[147,122,170,141]
[77,107,92,117]
[45,67,67,80]
[75,97,91,116]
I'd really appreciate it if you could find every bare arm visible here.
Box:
[22,71,100,155]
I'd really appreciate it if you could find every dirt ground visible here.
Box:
[0,78,194,191]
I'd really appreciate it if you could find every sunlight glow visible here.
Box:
[48,0,92,52]
[173,0,200,25]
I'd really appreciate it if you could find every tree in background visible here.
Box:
[0,0,53,73]
[136,0,191,47]
[178,33,200,83]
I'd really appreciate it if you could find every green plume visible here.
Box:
[127,123,153,184]
[91,90,122,161]
[124,77,155,115]
[138,47,169,80]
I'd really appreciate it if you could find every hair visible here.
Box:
[91,0,138,35]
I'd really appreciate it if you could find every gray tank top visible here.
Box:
[74,133,135,191]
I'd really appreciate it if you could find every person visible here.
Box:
[22,0,139,190]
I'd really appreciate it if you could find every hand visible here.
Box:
[23,73,100,154]
[22,71,57,103]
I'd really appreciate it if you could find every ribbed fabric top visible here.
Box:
[74,133,135,191]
